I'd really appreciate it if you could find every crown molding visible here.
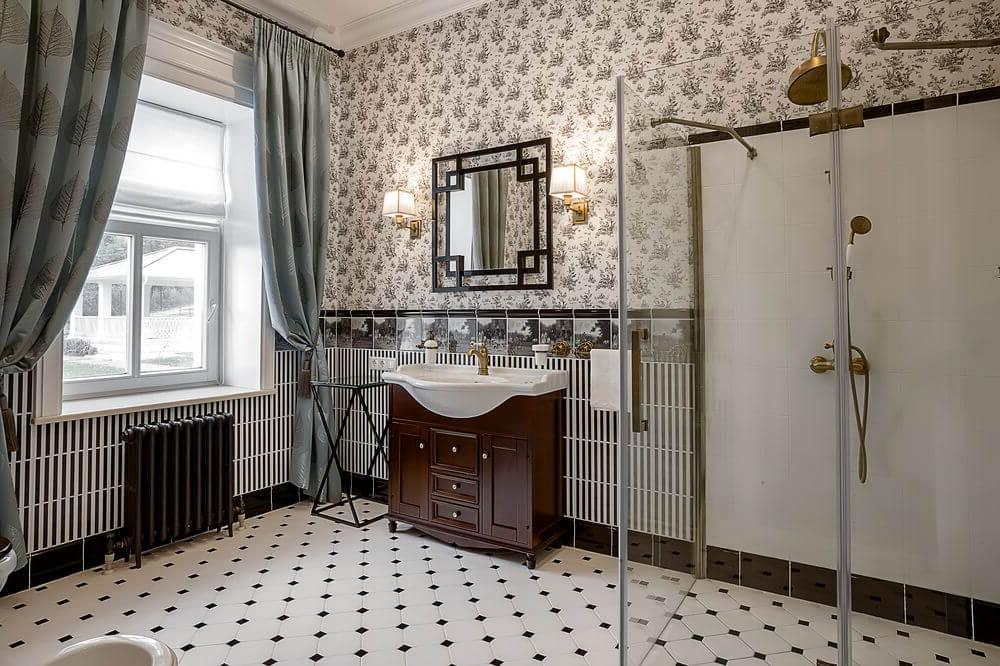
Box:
[232,0,326,38]
[339,0,491,51]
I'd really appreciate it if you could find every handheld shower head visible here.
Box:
[846,216,873,268]
[850,215,872,236]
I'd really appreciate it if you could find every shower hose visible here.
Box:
[846,295,871,484]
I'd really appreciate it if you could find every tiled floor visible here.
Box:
[0,501,996,666]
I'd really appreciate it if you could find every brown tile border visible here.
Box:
[791,561,837,607]
[708,544,998,647]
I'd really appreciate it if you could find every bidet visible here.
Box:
[0,538,15,592]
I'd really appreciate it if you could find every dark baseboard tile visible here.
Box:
[905,585,972,639]
[626,530,655,566]
[272,482,302,510]
[852,573,905,623]
[242,486,274,518]
[707,545,740,585]
[741,551,790,596]
[655,536,697,576]
[716,545,999,647]
[973,598,1000,646]
[790,561,837,607]
[572,519,616,558]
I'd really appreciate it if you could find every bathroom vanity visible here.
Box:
[385,364,568,568]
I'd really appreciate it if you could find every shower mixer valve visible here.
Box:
[809,342,868,375]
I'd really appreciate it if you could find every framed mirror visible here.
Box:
[432,137,552,291]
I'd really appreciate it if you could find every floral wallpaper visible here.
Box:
[152,0,999,311]
[330,0,999,311]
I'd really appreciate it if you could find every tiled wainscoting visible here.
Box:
[325,342,697,543]
[2,350,300,596]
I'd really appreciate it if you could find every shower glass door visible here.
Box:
[615,78,700,666]
[616,24,849,665]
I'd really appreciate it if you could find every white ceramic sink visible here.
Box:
[382,363,569,418]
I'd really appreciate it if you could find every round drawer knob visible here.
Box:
[481,453,488,460]
[451,445,459,453]
[452,483,460,491]
[418,442,425,449]
[452,511,460,518]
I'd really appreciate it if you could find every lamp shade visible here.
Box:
[549,164,589,199]
[382,189,417,219]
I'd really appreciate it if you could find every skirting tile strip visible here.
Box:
[707,545,999,647]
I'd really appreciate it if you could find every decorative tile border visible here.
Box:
[320,307,695,358]
[687,86,1000,148]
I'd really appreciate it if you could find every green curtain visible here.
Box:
[471,170,508,270]
[0,0,149,570]
[253,20,337,503]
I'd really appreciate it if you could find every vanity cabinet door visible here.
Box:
[482,435,530,546]
[390,421,429,521]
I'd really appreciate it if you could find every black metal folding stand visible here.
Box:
[310,375,390,528]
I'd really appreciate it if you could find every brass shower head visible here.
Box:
[787,30,853,106]
[850,215,872,235]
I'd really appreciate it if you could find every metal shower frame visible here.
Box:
[615,20,857,666]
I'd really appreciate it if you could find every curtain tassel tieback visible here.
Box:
[298,352,314,398]
[0,392,18,454]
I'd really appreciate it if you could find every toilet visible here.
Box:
[45,635,177,666]
[0,538,15,592]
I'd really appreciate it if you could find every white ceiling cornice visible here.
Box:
[236,0,489,53]
[337,0,491,51]
[236,0,326,38]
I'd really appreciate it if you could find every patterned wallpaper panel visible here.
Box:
[152,0,999,312]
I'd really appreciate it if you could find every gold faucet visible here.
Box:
[467,342,490,376]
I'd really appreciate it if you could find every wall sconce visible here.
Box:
[549,164,590,224]
[382,189,422,239]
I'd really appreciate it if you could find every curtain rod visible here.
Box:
[217,0,346,57]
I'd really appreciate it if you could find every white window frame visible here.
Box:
[63,217,223,400]
[34,18,273,422]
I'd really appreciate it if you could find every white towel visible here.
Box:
[590,349,620,411]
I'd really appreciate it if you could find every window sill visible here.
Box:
[35,385,275,425]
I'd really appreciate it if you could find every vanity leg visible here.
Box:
[387,519,398,534]
[525,553,536,570]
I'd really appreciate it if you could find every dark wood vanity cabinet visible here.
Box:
[387,385,566,568]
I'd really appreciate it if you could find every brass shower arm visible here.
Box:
[872,27,1000,50]
[650,116,758,159]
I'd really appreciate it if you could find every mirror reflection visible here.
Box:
[448,167,534,271]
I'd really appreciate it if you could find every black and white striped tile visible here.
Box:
[5,351,299,556]
[326,348,696,541]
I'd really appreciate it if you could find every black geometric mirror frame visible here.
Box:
[431,137,553,292]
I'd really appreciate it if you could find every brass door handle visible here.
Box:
[630,329,649,432]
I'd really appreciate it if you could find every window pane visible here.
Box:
[63,234,132,380]
[140,237,208,374]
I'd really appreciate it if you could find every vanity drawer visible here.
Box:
[432,473,479,505]
[431,500,479,532]
[431,430,479,476]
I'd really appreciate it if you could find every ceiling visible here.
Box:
[244,0,490,51]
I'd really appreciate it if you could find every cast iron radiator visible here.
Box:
[123,414,235,567]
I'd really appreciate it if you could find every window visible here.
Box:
[37,18,270,420]
[63,83,229,399]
